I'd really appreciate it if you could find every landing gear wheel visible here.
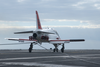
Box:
[53,49,55,52]
[56,48,58,52]
[61,44,64,53]
[29,43,33,53]
[53,48,58,52]
[29,48,32,53]
[61,48,64,53]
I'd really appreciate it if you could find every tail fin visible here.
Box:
[36,11,42,29]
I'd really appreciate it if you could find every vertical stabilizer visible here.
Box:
[36,11,42,29]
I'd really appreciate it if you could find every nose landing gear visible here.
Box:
[53,44,58,52]
[53,48,58,52]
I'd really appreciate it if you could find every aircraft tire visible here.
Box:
[29,48,32,53]
[53,49,55,52]
[29,43,33,53]
[56,49,58,52]
[61,48,64,53]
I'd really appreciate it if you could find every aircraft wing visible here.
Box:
[49,39,85,44]
[6,38,37,42]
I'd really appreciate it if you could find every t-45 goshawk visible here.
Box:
[7,11,85,53]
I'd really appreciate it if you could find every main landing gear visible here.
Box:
[29,43,33,53]
[61,44,65,53]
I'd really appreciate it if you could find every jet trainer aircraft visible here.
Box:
[7,11,85,53]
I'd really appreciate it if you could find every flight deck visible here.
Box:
[0,49,100,67]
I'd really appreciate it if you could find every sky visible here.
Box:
[0,0,100,50]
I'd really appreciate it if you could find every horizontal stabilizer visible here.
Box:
[14,30,54,34]
[14,31,33,34]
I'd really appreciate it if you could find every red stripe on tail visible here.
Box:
[36,11,42,29]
